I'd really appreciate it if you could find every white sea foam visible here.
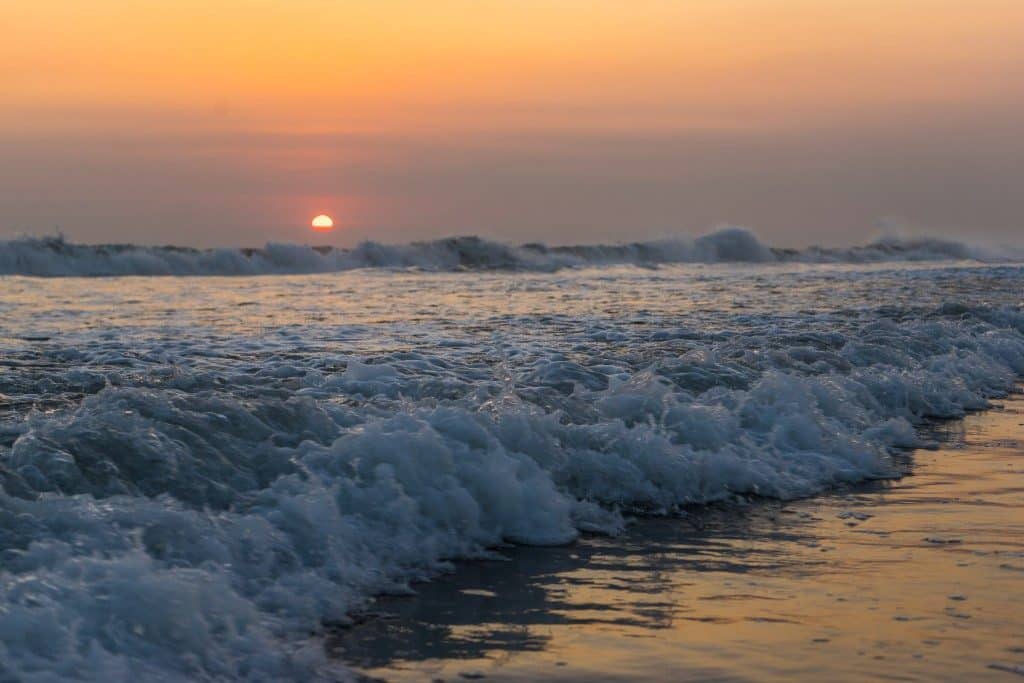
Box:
[0,228,1016,277]
[0,262,1022,679]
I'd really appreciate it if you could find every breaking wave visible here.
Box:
[1,258,1023,680]
[0,228,1013,277]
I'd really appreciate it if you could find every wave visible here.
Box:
[1,293,1023,678]
[0,228,1014,276]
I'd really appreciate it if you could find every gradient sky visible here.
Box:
[2,0,1022,247]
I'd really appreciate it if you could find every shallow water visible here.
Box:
[332,396,1024,682]
[0,261,1022,680]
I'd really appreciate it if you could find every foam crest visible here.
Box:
[0,228,1013,277]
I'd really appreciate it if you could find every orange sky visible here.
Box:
[2,1,1022,245]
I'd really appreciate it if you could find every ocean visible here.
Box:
[0,228,1022,680]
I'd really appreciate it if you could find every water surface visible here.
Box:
[0,261,1022,680]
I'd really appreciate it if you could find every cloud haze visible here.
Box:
[2,1,1022,247]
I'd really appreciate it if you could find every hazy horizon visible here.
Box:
[4,5,1024,679]
[3,1,1023,248]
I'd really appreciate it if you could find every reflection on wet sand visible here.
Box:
[329,395,1024,682]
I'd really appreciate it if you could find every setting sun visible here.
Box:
[311,214,334,232]
[3,1,1024,680]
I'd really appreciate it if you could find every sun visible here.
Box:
[311,214,335,232]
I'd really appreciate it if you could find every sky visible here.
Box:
[2,0,1022,248]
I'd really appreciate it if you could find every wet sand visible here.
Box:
[330,394,1024,682]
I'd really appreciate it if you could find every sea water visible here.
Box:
[0,230,1022,680]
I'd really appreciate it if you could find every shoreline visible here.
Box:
[329,392,1024,682]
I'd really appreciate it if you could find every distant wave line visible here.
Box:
[0,227,1016,277]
